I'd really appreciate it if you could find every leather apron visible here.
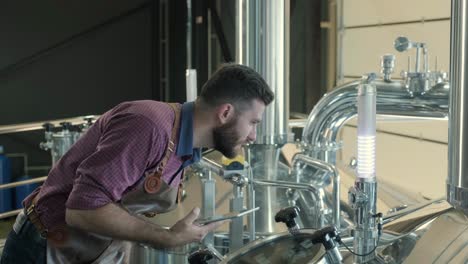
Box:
[46,103,183,264]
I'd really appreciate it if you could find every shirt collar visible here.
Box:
[176,102,201,162]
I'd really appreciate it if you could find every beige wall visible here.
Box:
[337,0,450,200]
[339,121,447,200]
[341,0,450,79]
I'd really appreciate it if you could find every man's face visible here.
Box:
[213,99,265,158]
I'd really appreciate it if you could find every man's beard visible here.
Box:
[213,117,240,158]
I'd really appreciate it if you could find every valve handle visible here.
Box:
[274,206,300,229]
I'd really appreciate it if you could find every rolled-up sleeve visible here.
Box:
[66,113,166,210]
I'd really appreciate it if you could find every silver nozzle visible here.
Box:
[381,54,395,81]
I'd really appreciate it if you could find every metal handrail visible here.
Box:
[0,176,47,220]
[0,115,99,135]
[292,154,341,230]
[0,209,22,220]
[0,176,47,191]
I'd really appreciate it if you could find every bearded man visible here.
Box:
[1,63,274,263]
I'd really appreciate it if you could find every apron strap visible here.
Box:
[144,103,181,194]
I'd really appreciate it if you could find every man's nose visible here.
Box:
[247,127,257,143]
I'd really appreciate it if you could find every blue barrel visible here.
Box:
[14,176,40,209]
[0,149,12,213]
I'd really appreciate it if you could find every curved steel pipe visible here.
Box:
[291,154,341,230]
[252,179,324,213]
[302,80,449,163]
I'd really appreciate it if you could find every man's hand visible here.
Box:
[168,207,224,247]
[66,204,224,249]
[66,203,173,249]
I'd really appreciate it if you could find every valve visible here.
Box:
[60,122,72,131]
[275,206,300,235]
[188,249,213,264]
[43,123,54,132]
[311,226,343,263]
[394,36,447,94]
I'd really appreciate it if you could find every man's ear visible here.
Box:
[216,103,235,124]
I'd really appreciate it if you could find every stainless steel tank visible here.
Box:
[220,229,327,264]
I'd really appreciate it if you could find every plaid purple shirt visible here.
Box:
[24,100,201,230]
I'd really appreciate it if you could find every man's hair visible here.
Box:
[198,63,274,110]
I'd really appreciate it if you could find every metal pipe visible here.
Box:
[229,187,244,252]
[248,145,282,234]
[288,118,308,128]
[252,180,323,210]
[0,183,37,219]
[200,156,249,248]
[201,171,216,246]
[0,176,47,191]
[382,197,445,225]
[0,116,98,135]
[326,0,337,91]
[205,244,225,261]
[292,154,341,230]
[424,47,429,73]
[302,80,449,164]
[235,0,291,235]
[336,0,344,85]
[185,69,197,102]
[0,209,22,220]
[349,179,378,263]
[246,149,256,242]
[185,0,197,102]
[200,157,223,175]
[236,0,289,145]
[253,179,321,193]
[415,45,421,72]
[448,0,468,214]
[186,0,192,69]
[235,0,245,64]
[259,0,289,145]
